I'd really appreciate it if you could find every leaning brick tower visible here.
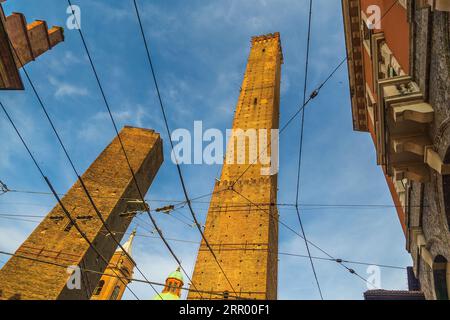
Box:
[188,33,283,300]
[0,127,163,300]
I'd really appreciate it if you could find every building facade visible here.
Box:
[342,0,450,299]
[91,230,136,300]
[188,33,282,300]
[0,0,64,89]
[0,127,163,300]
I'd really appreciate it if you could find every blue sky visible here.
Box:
[0,0,412,300]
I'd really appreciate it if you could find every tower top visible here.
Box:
[251,32,283,64]
[251,32,281,43]
[152,266,184,300]
[117,229,136,256]
[167,266,184,284]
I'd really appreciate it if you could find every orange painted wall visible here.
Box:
[361,0,410,72]
[366,100,407,235]
[363,48,375,95]
[381,0,410,71]
[359,0,409,236]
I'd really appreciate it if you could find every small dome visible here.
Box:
[167,267,183,283]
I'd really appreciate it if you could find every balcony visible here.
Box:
[375,75,450,182]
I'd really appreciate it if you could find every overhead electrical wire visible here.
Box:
[2,188,420,210]
[0,100,141,300]
[231,188,379,289]
[0,180,8,196]
[228,56,348,190]
[0,250,252,300]
[131,0,238,297]
[66,0,207,299]
[0,0,404,299]
[294,0,323,300]
[0,212,409,273]
[216,0,403,294]
[5,29,162,300]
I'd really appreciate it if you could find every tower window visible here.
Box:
[110,285,121,300]
[93,280,105,296]
[253,98,258,106]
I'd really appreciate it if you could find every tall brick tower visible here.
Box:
[188,33,282,300]
[0,127,163,300]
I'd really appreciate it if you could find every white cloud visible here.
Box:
[78,103,151,142]
[48,76,89,99]
[87,1,132,22]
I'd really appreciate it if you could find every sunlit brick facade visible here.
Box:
[0,127,163,300]
[188,33,282,300]
[0,0,64,89]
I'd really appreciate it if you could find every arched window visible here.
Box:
[164,281,173,293]
[443,149,450,229]
[110,285,121,300]
[93,280,105,296]
[433,255,449,300]
[171,281,179,293]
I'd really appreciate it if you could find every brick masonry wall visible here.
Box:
[0,126,163,300]
[409,7,450,300]
[188,34,282,300]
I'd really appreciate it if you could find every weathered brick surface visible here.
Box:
[409,7,450,300]
[0,8,20,88]
[188,33,282,300]
[0,126,163,300]
[0,1,64,89]
[5,12,64,67]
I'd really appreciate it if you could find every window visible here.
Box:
[64,221,74,232]
[433,256,449,300]
[253,98,258,106]
[93,280,105,296]
[110,285,121,300]
[378,42,404,80]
